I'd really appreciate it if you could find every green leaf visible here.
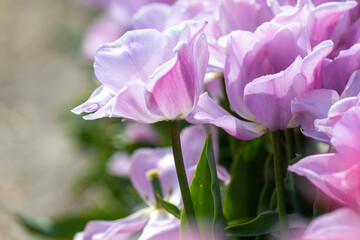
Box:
[225,211,279,237]
[224,137,269,221]
[158,197,181,218]
[180,135,225,239]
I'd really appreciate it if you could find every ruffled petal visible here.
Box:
[83,81,163,123]
[71,86,116,115]
[291,89,339,142]
[186,93,266,140]
[145,20,209,119]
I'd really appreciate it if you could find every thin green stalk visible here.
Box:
[284,129,299,212]
[168,120,199,231]
[285,129,295,163]
[270,131,288,240]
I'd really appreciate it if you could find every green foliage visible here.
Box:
[225,211,279,237]
[158,198,181,219]
[223,137,270,222]
[180,135,225,239]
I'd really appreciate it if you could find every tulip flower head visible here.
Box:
[73,20,209,123]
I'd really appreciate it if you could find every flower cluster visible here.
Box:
[71,0,360,239]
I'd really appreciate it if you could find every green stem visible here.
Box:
[284,129,299,213]
[146,169,164,207]
[168,121,198,230]
[270,131,288,240]
[285,129,295,163]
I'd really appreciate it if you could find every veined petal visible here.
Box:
[244,57,305,131]
[145,21,209,120]
[186,93,266,140]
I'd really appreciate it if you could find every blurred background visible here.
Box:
[0,0,97,239]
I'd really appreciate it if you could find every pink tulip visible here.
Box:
[72,20,209,123]
[322,44,360,94]
[298,208,360,240]
[75,125,229,240]
[292,70,360,142]
[187,21,333,139]
[273,0,357,47]
[289,101,360,209]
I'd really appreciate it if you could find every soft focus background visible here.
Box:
[0,1,96,239]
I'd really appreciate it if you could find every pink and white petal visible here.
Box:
[138,210,180,240]
[330,106,360,161]
[291,89,339,142]
[340,70,360,99]
[83,81,163,123]
[129,148,180,206]
[145,21,209,119]
[264,22,311,72]
[310,1,358,46]
[301,208,360,240]
[94,29,175,91]
[132,3,172,31]
[71,86,116,115]
[225,30,263,121]
[218,0,274,33]
[315,97,359,138]
[301,40,334,89]
[322,43,360,93]
[244,57,306,131]
[100,208,151,240]
[186,93,266,140]
[289,153,354,206]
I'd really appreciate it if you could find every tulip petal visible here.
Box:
[138,210,180,240]
[302,208,360,239]
[315,97,359,138]
[291,89,339,142]
[330,106,360,161]
[145,21,209,120]
[130,148,181,206]
[322,43,360,93]
[340,70,360,99]
[80,208,150,240]
[289,153,354,206]
[83,80,162,123]
[94,29,175,91]
[71,86,115,115]
[186,93,266,140]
